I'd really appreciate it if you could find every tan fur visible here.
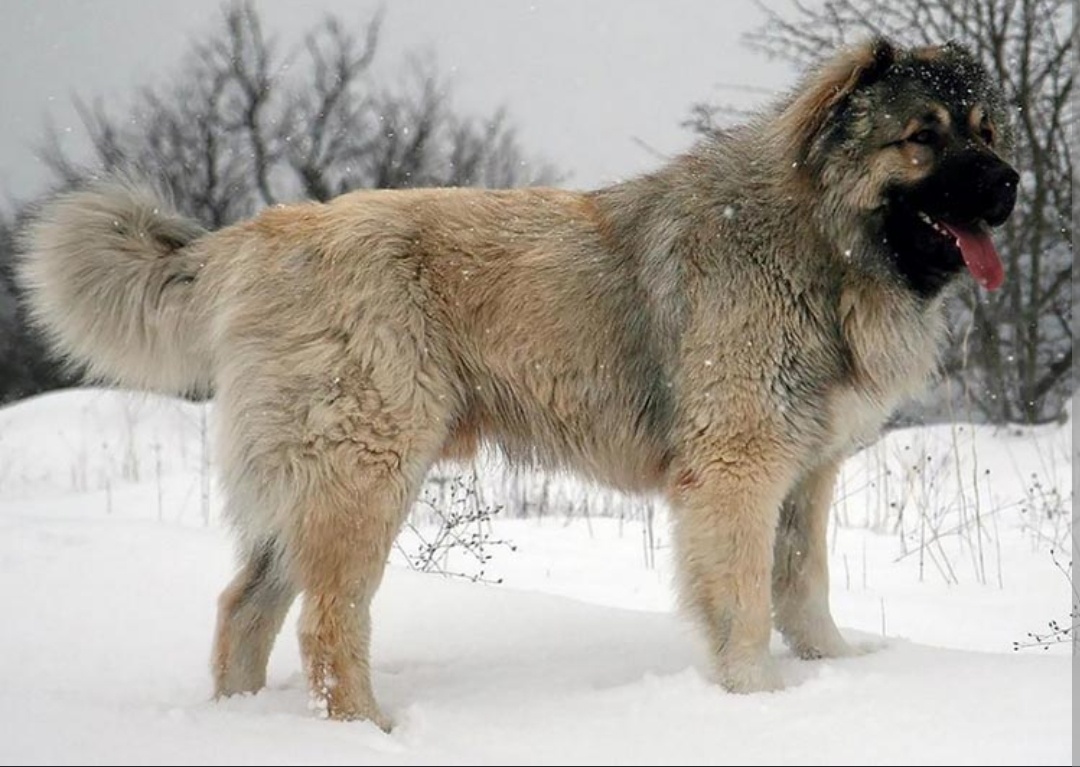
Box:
[772,459,850,659]
[17,39,1005,727]
[770,36,894,173]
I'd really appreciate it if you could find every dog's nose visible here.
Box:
[980,163,1019,227]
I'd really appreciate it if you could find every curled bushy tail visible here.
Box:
[18,178,215,396]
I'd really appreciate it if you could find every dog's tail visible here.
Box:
[18,177,216,396]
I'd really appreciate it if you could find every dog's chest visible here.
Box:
[822,286,948,458]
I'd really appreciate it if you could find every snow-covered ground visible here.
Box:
[0,389,1073,765]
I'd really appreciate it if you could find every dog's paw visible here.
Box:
[717,655,784,694]
[778,615,861,660]
[786,628,857,660]
[367,709,395,733]
[308,691,394,731]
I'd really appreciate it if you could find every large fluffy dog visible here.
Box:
[19,38,1017,728]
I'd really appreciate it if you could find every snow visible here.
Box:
[0,388,1073,765]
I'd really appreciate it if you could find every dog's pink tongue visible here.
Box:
[941,222,1005,291]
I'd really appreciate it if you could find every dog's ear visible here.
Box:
[776,37,896,171]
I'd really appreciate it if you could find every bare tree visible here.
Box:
[0,210,76,402]
[7,0,556,405]
[42,43,258,228]
[281,13,382,202]
[39,0,557,227]
[690,0,1074,424]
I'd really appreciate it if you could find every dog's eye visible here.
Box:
[908,129,940,146]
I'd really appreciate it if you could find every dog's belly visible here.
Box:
[429,267,676,491]
[440,370,673,493]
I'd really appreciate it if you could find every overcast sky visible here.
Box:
[0,0,798,205]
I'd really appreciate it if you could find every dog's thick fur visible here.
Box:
[18,38,1017,727]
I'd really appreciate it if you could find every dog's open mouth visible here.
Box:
[915,212,1005,291]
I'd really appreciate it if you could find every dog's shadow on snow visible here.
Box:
[246,581,888,720]
[366,583,888,710]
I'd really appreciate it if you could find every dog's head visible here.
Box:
[778,38,1018,294]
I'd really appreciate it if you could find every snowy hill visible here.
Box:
[0,389,1072,764]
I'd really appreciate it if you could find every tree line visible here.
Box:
[0,0,1072,425]
[0,1,556,403]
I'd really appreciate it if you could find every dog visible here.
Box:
[18,37,1017,728]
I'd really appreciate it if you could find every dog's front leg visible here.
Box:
[669,451,794,694]
[772,459,854,659]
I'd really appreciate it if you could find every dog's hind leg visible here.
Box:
[772,460,854,659]
[212,538,297,697]
[289,455,419,734]
[285,440,435,731]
